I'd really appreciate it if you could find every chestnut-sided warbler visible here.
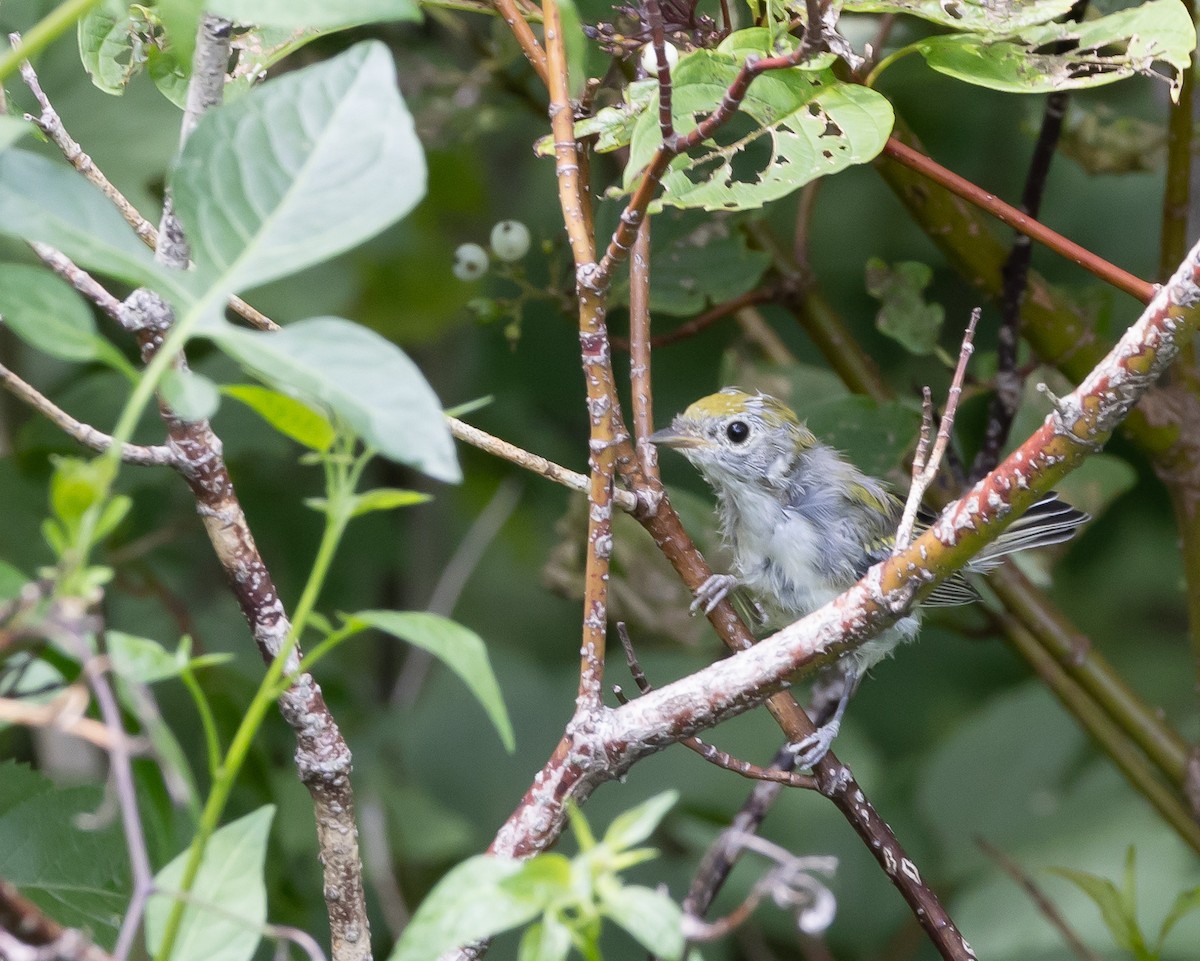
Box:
[651,387,1087,765]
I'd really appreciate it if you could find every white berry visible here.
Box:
[639,41,679,76]
[489,220,531,262]
[453,243,489,281]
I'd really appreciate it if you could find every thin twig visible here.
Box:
[976,837,1103,961]
[0,688,144,751]
[643,0,674,141]
[882,138,1154,304]
[492,0,549,87]
[628,220,659,480]
[447,416,639,512]
[614,625,816,788]
[30,243,124,323]
[611,287,775,352]
[0,361,176,467]
[895,309,979,550]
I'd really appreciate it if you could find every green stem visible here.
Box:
[0,0,104,82]
[179,664,223,783]
[864,43,920,88]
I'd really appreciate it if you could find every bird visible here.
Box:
[650,386,1088,766]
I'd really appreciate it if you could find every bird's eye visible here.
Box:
[726,420,750,444]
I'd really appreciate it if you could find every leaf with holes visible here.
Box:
[915,0,1196,102]
[843,0,1077,33]
[622,52,893,212]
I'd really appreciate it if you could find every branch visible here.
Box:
[895,309,978,549]
[628,220,659,480]
[882,137,1154,304]
[0,880,113,961]
[480,231,1200,901]
[491,0,549,87]
[0,362,176,467]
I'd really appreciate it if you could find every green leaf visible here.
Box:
[0,151,173,294]
[1157,885,1200,950]
[604,207,771,316]
[145,806,275,961]
[349,488,433,518]
[865,258,944,355]
[624,53,893,212]
[50,456,116,528]
[208,0,420,29]
[602,790,678,851]
[916,0,1197,102]
[518,917,572,961]
[208,317,460,482]
[221,384,336,451]
[0,116,32,153]
[804,396,921,478]
[94,494,132,542]
[534,80,657,157]
[843,0,1077,32]
[78,0,144,95]
[346,610,513,749]
[0,264,103,362]
[1048,865,1146,954]
[161,368,221,423]
[0,767,129,941]
[600,884,684,960]
[500,854,574,908]
[106,631,186,684]
[556,0,587,98]
[389,855,538,961]
[171,41,427,298]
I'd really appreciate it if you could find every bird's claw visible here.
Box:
[690,573,739,615]
[787,719,841,770]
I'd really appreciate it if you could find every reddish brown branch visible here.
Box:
[492,0,549,87]
[882,138,1154,304]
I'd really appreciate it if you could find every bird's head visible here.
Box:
[650,388,818,492]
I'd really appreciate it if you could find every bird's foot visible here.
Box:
[690,573,739,615]
[787,718,841,770]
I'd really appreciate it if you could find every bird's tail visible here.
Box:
[968,494,1090,572]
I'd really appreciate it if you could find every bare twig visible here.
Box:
[628,220,659,480]
[643,0,674,141]
[29,244,124,323]
[895,309,978,550]
[0,687,144,752]
[492,0,549,87]
[882,138,1154,304]
[614,625,816,789]
[976,837,1103,961]
[0,362,176,467]
[447,416,638,512]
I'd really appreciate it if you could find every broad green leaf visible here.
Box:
[1048,866,1145,954]
[605,207,770,316]
[160,368,221,423]
[843,0,1076,32]
[865,258,944,355]
[145,806,275,961]
[518,917,571,961]
[208,0,420,28]
[78,0,144,95]
[171,41,427,297]
[534,80,657,157]
[106,631,185,684]
[916,0,1197,102]
[0,264,102,362]
[601,884,684,960]
[0,116,32,153]
[500,854,573,908]
[221,384,336,451]
[0,769,128,940]
[0,151,174,295]
[209,317,460,482]
[603,790,678,851]
[349,488,433,518]
[717,25,835,69]
[345,610,513,750]
[804,396,921,478]
[623,53,893,212]
[0,561,27,601]
[389,855,537,961]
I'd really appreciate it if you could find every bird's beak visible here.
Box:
[648,423,705,449]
